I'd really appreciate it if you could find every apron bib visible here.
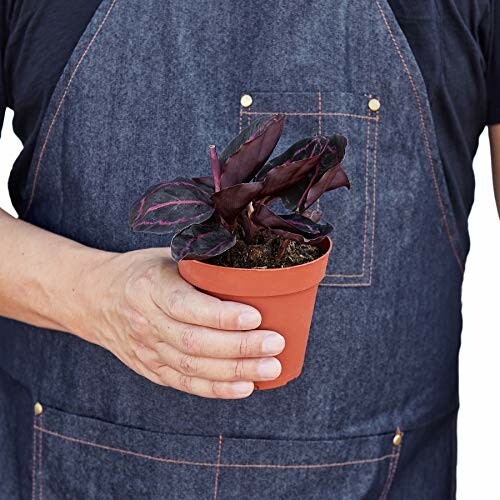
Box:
[1,0,466,497]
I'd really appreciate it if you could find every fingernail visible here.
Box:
[258,358,282,379]
[238,310,261,329]
[231,381,254,395]
[262,334,285,355]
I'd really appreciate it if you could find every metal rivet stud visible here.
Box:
[392,432,403,447]
[368,98,381,112]
[240,94,253,108]
[34,402,43,416]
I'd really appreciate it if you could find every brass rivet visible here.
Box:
[368,98,381,112]
[392,432,403,447]
[34,402,43,416]
[240,94,253,108]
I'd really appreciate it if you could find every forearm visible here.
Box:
[0,208,112,340]
[489,124,500,217]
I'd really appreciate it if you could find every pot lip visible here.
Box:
[179,237,332,274]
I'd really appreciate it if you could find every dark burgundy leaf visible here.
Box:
[251,204,332,240]
[255,136,327,181]
[219,115,285,188]
[256,146,326,199]
[318,134,347,175]
[303,165,350,210]
[211,182,263,224]
[279,134,348,211]
[129,177,214,234]
[193,176,215,191]
[171,223,236,261]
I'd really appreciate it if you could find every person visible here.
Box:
[0,0,498,498]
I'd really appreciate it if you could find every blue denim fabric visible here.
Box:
[0,0,466,498]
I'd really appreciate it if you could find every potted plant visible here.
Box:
[129,115,349,389]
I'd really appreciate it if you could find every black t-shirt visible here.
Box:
[0,0,499,220]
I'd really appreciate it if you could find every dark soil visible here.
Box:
[208,238,324,269]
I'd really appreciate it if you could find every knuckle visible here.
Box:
[166,288,187,317]
[127,309,150,337]
[232,359,245,380]
[179,354,199,375]
[239,336,250,357]
[178,374,194,393]
[180,326,198,353]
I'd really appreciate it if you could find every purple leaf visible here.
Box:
[251,204,332,240]
[279,134,348,211]
[171,223,236,261]
[129,177,214,234]
[193,176,215,191]
[211,182,264,224]
[219,115,285,188]
[256,140,327,199]
[303,165,350,210]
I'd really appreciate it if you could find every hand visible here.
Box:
[77,248,285,399]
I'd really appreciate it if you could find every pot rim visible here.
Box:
[178,237,332,297]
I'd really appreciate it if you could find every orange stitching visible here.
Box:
[213,435,223,500]
[241,110,377,121]
[317,91,323,135]
[38,416,43,500]
[34,426,396,470]
[31,416,37,500]
[325,118,372,279]
[374,0,463,274]
[322,117,379,286]
[239,107,243,133]
[379,430,403,500]
[23,0,119,217]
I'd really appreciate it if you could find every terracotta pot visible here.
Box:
[178,238,332,390]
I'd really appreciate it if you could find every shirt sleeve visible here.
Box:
[487,0,500,125]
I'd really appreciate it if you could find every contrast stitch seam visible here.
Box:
[373,0,463,274]
[379,431,403,500]
[34,426,396,469]
[241,110,377,121]
[23,0,119,217]
[38,415,43,500]
[213,435,223,500]
[321,116,379,286]
[317,91,323,135]
[325,118,372,279]
[239,107,243,133]
[31,416,37,500]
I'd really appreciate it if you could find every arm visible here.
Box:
[489,124,500,217]
[0,208,284,398]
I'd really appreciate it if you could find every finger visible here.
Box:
[153,317,286,358]
[156,364,255,399]
[150,341,282,382]
[152,283,262,330]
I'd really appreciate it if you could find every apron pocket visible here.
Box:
[239,91,379,286]
[33,404,402,499]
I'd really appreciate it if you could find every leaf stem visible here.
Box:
[277,239,290,260]
[209,145,222,192]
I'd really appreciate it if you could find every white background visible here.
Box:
[0,109,499,496]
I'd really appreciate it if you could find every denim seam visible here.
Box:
[38,415,44,500]
[23,0,119,217]
[374,0,463,274]
[321,116,379,287]
[33,424,397,469]
[325,117,372,279]
[379,430,403,499]
[213,434,223,499]
[242,110,377,121]
[31,416,38,500]
[241,100,378,286]
[317,91,323,135]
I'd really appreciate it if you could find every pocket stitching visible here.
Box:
[241,93,378,286]
[378,430,404,500]
[34,422,398,470]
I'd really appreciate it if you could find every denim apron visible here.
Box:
[0,0,467,498]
